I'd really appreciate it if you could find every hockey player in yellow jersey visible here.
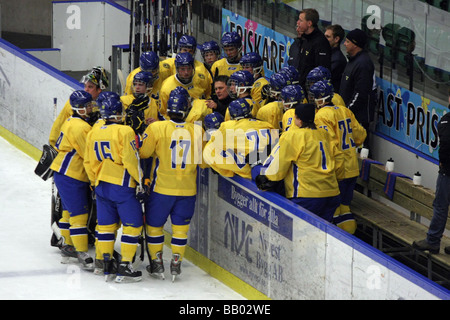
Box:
[170,86,212,124]
[162,35,212,82]
[121,71,162,130]
[240,52,270,108]
[124,51,172,101]
[256,103,341,222]
[138,92,207,281]
[257,73,293,131]
[204,98,277,180]
[210,31,243,78]
[280,84,308,133]
[84,96,144,282]
[49,66,108,147]
[159,52,212,118]
[310,80,366,233]
[50,91,96,270]
[305,66,345,107]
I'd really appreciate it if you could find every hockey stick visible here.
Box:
[50,97,64,248]
[132,148,152,270]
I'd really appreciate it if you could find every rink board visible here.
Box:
[187,169,449,300]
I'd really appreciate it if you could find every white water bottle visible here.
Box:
[413,172,422,185]
[360,148,369,159]
[385,158,394,172]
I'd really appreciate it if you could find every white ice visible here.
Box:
[0,136,245,300]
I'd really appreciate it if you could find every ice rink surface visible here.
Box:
[0,136,245,300]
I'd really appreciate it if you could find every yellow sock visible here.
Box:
[121,225,143,262]
[59,210,73,246]
[146,225,164,260]
[336,204,357,234]
[171,224,190,261]
[69,213,89,252]
[97,223,119,260]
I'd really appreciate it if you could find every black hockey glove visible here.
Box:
[129,94,150,112]
[255,174,278,191]
[136,184,150,203]
[125,109,146,135]
[261,84,271,101]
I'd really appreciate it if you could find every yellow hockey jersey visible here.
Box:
[159,73,212,117]
[84,123,141,188]
[50,116,92,182]
[49,99,72,147]
[210,58,242,78]
[281,108,296,133]
[203,118,276,179]
[251,76,270,109]
[139,120,206,196]
[314,104,366,179]
[256,101,284,131]
[185,99,212,124]
[263,126,340,199]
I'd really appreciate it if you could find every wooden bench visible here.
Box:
[351,157,450,287]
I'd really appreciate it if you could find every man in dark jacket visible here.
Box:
[413,92,450,255]
[339,28,374,147]
[294,8,331,88]
[325,24,347,92]
[287,19,304,71]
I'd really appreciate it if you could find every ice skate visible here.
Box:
[146,251,165,280]
[94,254,118,281]
[170,254,181,282]
[60,244,78,264]
[115,262,142,283]
[77,251,94,271]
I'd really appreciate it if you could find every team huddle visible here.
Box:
[42,22,367,283]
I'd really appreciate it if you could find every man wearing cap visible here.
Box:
[339,28,374,148]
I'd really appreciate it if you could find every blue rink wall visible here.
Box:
[1,26,449,300]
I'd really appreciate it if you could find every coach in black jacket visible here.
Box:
[294,8,331,88]
[339,28,374,146]
[413,93,450,255]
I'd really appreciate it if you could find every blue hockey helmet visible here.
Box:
[96,91,120,107]
[240,52,263,75]
[178,34,197,54]
[309,80,334,108]
[204,112,225,130]
[221,31,242,49]
[167,93,191,121]
[100,97,124,122]
[175,52,195,68]
[306,66,331,89]
[281,85,306,111]
[70,90,93,115]
[279,66,300,85]
[228,98,253,120]
[139,51,160,73]
[170,86,192,105]
[201,40,220,56]
[133,71,155,87]
[269,72,289,98]
[221,31,242,62]
[228,70,254,98]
